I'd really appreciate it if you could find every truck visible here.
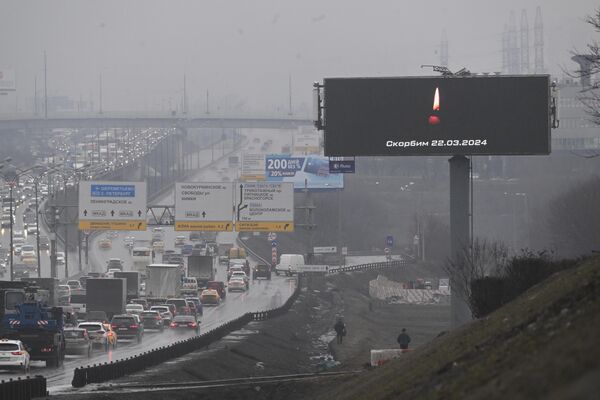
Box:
[145,264,182,298]
[1,301,65,367]
[85,278,126,320]
[114,271,140,301]
[22,277,59,306]
[0,281,28,323]
[132,243,153,275]
[187,255,215,289]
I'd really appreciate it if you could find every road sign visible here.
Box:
[267,232,277,241]
[240,153,266,181]
[271,240,278,247]
[329,157,356,173]
[174,182,234,231]
[235,182,294,232]
[386,235,394,247]
[78,181,147,231]
[341,246,348,256]
[313,246,337,254]
[271,247,278,264]
[297,264,329,272]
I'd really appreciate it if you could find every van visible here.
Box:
[275,254,305,276]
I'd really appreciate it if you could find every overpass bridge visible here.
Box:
[0,111,314,131]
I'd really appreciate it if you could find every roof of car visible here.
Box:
[201,289,219,295]
[0,339,22,345]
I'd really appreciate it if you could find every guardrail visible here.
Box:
[328,260,411,274]
[71,282,301,388]
[0,375,47,400]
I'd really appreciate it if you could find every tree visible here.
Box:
[572,8,600,124]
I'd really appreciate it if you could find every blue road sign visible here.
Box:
[271,240,278,247]
[386,235,394,247]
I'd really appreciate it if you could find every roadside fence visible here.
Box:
[0,375,47,400]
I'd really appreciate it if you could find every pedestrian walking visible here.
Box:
[397,328,411,350]
[334,318,346,344]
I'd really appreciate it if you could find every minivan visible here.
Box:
[275,254,305,276]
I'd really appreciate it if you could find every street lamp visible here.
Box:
[0,161,45,281]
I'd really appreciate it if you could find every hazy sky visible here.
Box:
[1,0,597,115]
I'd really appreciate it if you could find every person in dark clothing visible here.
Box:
[334,318,346,344]
[397,328,411,349]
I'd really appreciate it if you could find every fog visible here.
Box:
[1,0,597,114]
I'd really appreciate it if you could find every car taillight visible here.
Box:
[111,324,117,329]
[11,351,24,355]
[129,324,138,329]
[170,322,177,327]
[188,323,197,328]
[155,316,161,320]
[40,347,53,353]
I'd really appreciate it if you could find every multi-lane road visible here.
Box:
[0,128,301,388]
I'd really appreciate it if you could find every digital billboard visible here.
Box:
[323,75,550,156]
[265,154,343,190]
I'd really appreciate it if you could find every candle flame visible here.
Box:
[433,87,440,111]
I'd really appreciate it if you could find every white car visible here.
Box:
[20,244,36,259]
[77,322,116,349]
[27,224,38,235]
[230,271,250,288]
[0,339,30,373]
[66,280,82,290]
[149,306,173,324]
[56,252,66,265]
[228,277,247,292]
[106,268,121,278]
[125,303,144,315]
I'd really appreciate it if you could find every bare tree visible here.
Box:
[443,239,509,313]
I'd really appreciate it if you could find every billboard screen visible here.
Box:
[323,75,550,156]
[265,154,343,190]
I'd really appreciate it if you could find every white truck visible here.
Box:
[132,245,153,276]
[145,264,182,298]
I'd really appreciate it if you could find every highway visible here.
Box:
[0,127,301,388]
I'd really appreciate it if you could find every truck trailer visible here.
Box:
[187,255,215,288]
[145,264,182,298]
[85,278,126,320]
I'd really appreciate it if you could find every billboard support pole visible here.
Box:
[449,155,472,327]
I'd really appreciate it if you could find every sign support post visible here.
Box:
[449,155,471,327]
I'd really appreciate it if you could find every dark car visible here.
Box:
[253,264,272,280]
[182,244,193,256]
[207,281,226,300]
[165,298,190,316]
[39,236,50,250]
[86,310,108,322]
[140,310,164,331]
[189,232,201,241]
[110,314,144,343]
[169,315,199,334]
[184,297,203,316]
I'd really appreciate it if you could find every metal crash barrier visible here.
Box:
[72,259,398,388]
[0,375,48,400]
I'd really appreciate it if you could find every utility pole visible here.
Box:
[183,74,187,115]
[99,73,103,115]
[288,74,293,116]
[34,76,38,116]
[296,179,316,264]
[206,90,210,114]
[44,51,48,119]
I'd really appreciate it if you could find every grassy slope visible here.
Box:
[313,257,600,400]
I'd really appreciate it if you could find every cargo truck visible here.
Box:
[85,278,126,320]
[187,255,215,289]
[145,264,182,298]
[114,271,140,301]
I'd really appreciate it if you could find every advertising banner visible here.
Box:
[265,154,343,190]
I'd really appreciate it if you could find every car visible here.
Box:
[20,244,36,259]
[230,271,250,286]
[152,240,165,253]
[107,231,119,239]
[139,310,164,331]
[105,268,121,278]
[26,224,37,235]
[77,322,117,350]
[174,236,186,247]
[106,258,124,270]
[98,238,112,249]
[78,275,90,289]
[56,252,66,265]
[12,244,22,256]
[39,235,50,250]
[124,236,135,247]
[275,254,305,276]
[181,244,193,256]
[66,280,82,290]
[207,281,226,300]
[130,298,149,309]
[125,303,144,315]
[228,277,247,292]
[165,298,190,316]
[227,265,244,281]
[169,315,199,334]
[200,289,221,305]
[21,255,37,267]
[189,232,202,241]
[58,284,71,303]
[183,297,203,316]
[0,339,30,372]
[253,264,272,280]
[149,306,173,325]
[64,328,92,357]
[110,314,143,343]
